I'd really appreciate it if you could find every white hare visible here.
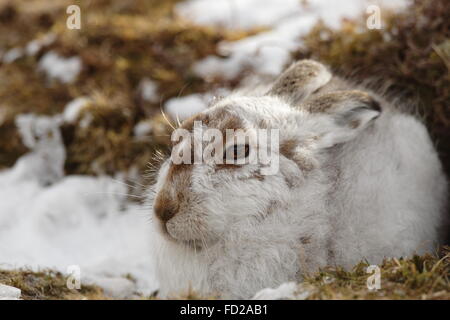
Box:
[148,60,448,299]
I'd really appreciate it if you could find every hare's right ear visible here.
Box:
[267,60,332,104]
[300,90,382,150]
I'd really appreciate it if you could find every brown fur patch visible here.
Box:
[350,119,361,129]
[154,162,193,223]
[180,113,210,131]
[154,191,180,223]
[237,169,265,181]
[269,60,326,99]
[300,236,311,244]
[167,162,192,178]
[280,139,315,172]
[280,139,297,160]
[216,163,244,170]
[304,90,380,113]
[209,107,245,137]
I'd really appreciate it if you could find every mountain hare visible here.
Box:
[148,60,448,299]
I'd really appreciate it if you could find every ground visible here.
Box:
[2,247,448,300]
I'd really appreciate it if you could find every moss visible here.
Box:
[1,249,448,300]
[0,269,107,300]
[304,247,449,300]
[294,0,450,175]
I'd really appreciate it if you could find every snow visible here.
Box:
[63,97,91,123]
[133,120,153,138]
[14,114,65,185]
[182,0,408,80]
[0,114,158,297]
[38,51,82,84]
[164,88,231,121]
[86,277,136,299]
[252,282,312,300]
[139,78,159,103]
[0,173,158,297]
[2,47,23,63]
[1,34,55,63]
[25,33,56,56]
[192,14,316,80]
[164,93,209,121]
[178,0,408,30]
[176,0,303,30]
[0,284,21,300]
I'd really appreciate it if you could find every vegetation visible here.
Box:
[304,247,449,300]
[0,0,255,176]
[1,0,448,177]
[0,269,106,300]
[1,247,448,300]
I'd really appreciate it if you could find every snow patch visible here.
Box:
[134,120,153,138]
[38,51,82,84]
[14,114,65,186]
[85,276,136,299]
[0,114,158,297]
[139,78,159,103]
[164,94,209,121]
[164,89,231,121]
[26,33,56,56]
[63,97,91,123]
[252,282,312,300]
[183,0,408,80]
[176,0,303,30]
[0,284,21,300]
[2,47,23,63]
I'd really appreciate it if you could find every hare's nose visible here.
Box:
[155,206,177,222]
[154,194,178,222]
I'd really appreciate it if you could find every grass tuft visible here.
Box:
[0,269,107,300]
[304,247,449,299]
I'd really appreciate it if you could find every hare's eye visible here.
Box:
[223,144,250,162]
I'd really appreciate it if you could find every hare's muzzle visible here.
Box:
[154,193,179,223]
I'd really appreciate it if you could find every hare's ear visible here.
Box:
[302,90,382,149]
[267,60,331,104]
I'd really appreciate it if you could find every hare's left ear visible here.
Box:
[301,90,382,149]
[267,60,332,104]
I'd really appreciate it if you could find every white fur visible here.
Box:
[148,70,447,299]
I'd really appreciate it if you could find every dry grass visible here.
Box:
[0,269,107,300]
[0,0,256,174]
[304,247,449,300]
[1,0,447,179]
[1,247,448,300]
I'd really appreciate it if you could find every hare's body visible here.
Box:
[323,106,446,268]
[149,61,447,299]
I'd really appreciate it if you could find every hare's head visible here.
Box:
[151,61,381,248]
